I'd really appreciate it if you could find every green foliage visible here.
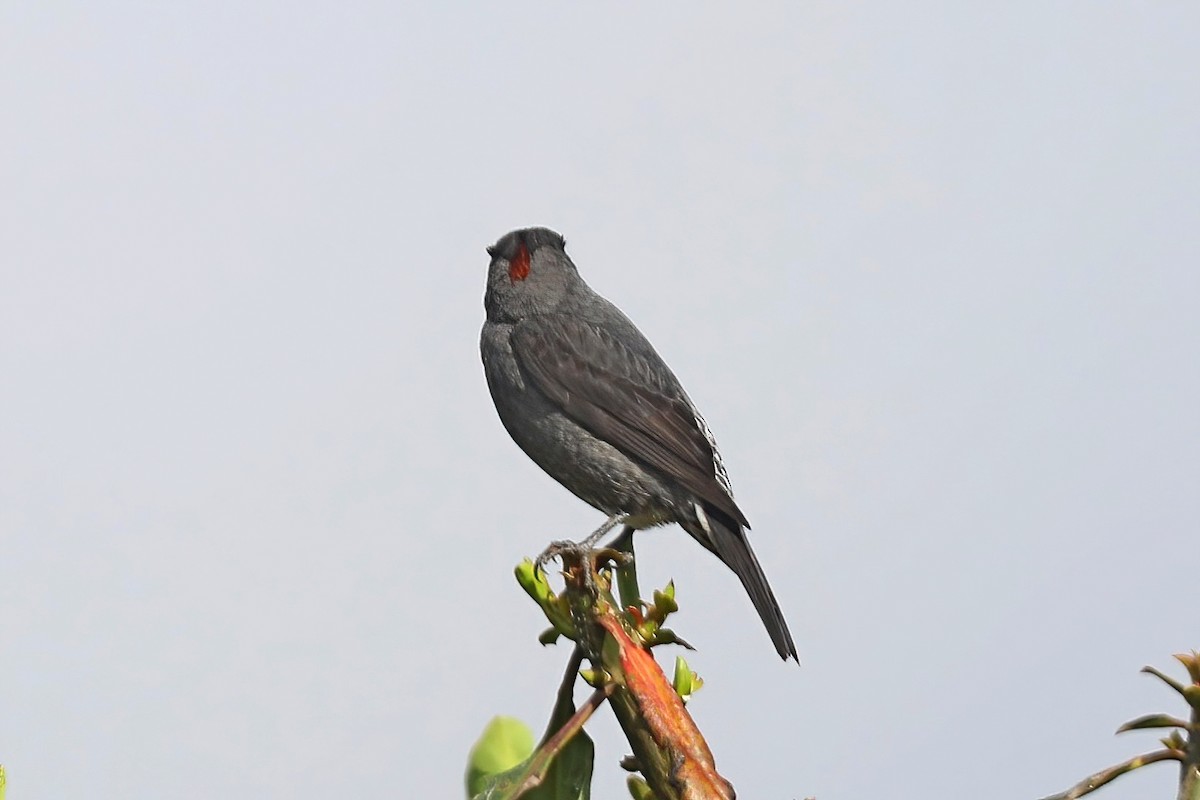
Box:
[466,717,536,797]
[1114,713,1189,733]
[465,707,595,799]
[480,539,713,799]
[1039,652,1200,800]
[529,726,593,800]
[626,775,656,800]
[671,657,703,703]
[515,559,576,644]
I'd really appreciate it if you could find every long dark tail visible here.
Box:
[682,510,799,663]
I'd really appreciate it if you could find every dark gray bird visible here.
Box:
[480,227,797,662]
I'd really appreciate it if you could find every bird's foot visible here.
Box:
[534,514,630,591]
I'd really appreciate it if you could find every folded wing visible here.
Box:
[511,315,749,529]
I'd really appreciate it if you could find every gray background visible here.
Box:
[2,3,1198,798]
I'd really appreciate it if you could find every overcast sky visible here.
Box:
[2,3,1198,799]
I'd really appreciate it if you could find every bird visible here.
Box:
[479,227,798,662]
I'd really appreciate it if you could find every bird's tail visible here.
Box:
[683,510,799,663]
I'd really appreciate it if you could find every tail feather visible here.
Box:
[683,509,799,663]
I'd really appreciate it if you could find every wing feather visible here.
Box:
[511,316,748,527]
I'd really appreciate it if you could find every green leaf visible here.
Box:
[645,628,694,650]
[645,585,678,629]
[527,727,593,800]
[1174,651,1200,685]
[579,668,607,688]
[465,717,535,797]
[1116,713,1189,733]
[525,659,596,800]
[466,719,595,800]
[672,656,703,702]
[626,775,656,800]
[613,534,642,611]
[515,560,555,605]
[1161,730,1188,751]
[1141,665,1187,696]
[515,560,576,640]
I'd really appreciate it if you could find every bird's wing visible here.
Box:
[511,315,748,528]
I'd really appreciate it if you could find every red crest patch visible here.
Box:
[508,241,531,283]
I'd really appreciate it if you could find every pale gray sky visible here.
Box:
[2,3,1198,799]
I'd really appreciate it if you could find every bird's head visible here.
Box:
[484,227,581,322]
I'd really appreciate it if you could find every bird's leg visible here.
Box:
[579,513,628,549]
